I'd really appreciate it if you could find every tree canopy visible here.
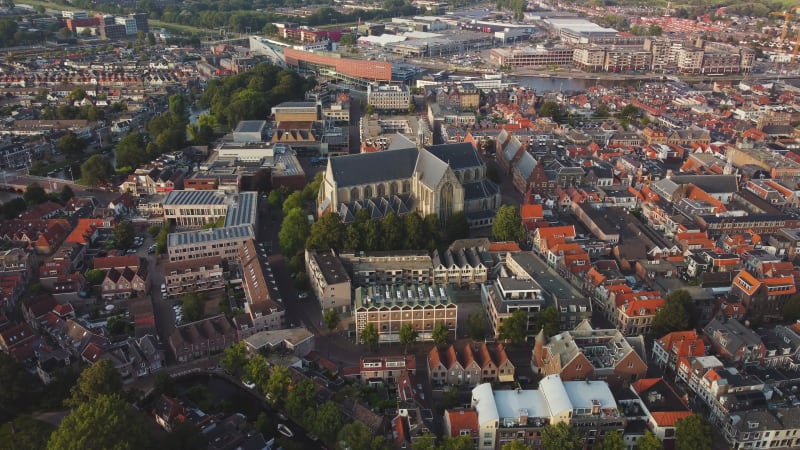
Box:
[596,431,625,450]
[533,305,560,338]
[57,133,86,159]
[80,155,114,186]
[200,63,316,127]
[323,308,340,332]
[115,131,147,170]
[431,321,449,346]
[636,431,663,450]
[540,422,582,450]
[499,309,528,345]
[220,342,248,376]
[675,414,712,450]
[336,422,387,450]
[653,289,696,335]
[65,359,123,408]
[279,207,311,257]
[23,183,47,206]
[360,323,379,349]
[399,323,419,353]
[265,365,291,408]
[0,352,38,421]
[48,395,151,450]
[112,221,135,250]
[306,212,345,250]
[181,292,206,323]
[492,205,525,242]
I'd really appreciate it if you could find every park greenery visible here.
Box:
[199,63,316,127]
[114,93,189,173]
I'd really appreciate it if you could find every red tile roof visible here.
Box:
[445,409,478,438]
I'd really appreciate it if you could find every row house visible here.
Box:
[652,330,706,373]
[101,266,149,301]
[234,240,285,339]
[616,292,664,336]
[428,342,514,386]
[626,378,692,446]
[730,270,796,322]
[431,247,489,287]
[169,315,239,363]
[546,242,590,275]
[339,250,433,286]
[758,324,800,371]
[39,243,86,286]
[695,366,766,426]
[80,335,163,380]
[0,248,31,275]
[532,320,648,388]
[0,322,38,362]
[703,318,765,364]
[360,355,416,385]
[162,256,225,300]
[723,408,800,450]
[119,166,185,197]
[0,273,28,309]
[531,225,577,255]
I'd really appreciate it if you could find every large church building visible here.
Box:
[317,136,501,227]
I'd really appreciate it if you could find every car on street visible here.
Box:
[298,292,308,299]
[276,412,288,421]
[243,379,256,389]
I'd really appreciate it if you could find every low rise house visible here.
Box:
[723,408,800,449]
[429,342,514,386]
[360,355,416,385]
[100,266,149,301]
[532,320,647,387]
[629,378,692,445]
[652,330,706,373]
[169,315,239,363]
[443,408,479,448]
[703,318,765,364]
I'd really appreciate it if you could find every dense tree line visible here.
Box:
[110,0,418,32]
[199,63,316,128]
[115,93,188,172]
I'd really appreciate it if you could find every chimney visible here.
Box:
[518,409,528,426]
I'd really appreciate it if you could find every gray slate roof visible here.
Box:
[424,143,482,170]
[415,148,449,190]
[330,147,419,188]
[669,174,739,194]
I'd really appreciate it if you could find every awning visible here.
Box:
[499,374,515,382]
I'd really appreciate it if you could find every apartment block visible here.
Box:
[163,256,225,299]
[339,250,433,286]
[481,277,546,339]
[167,225,255,263]
[367,84,411,112]
[305,249,352,313]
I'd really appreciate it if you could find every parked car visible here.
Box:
[277,424,293,438]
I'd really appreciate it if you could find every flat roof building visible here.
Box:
[163,191,257,229]
[167,225,255,263]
